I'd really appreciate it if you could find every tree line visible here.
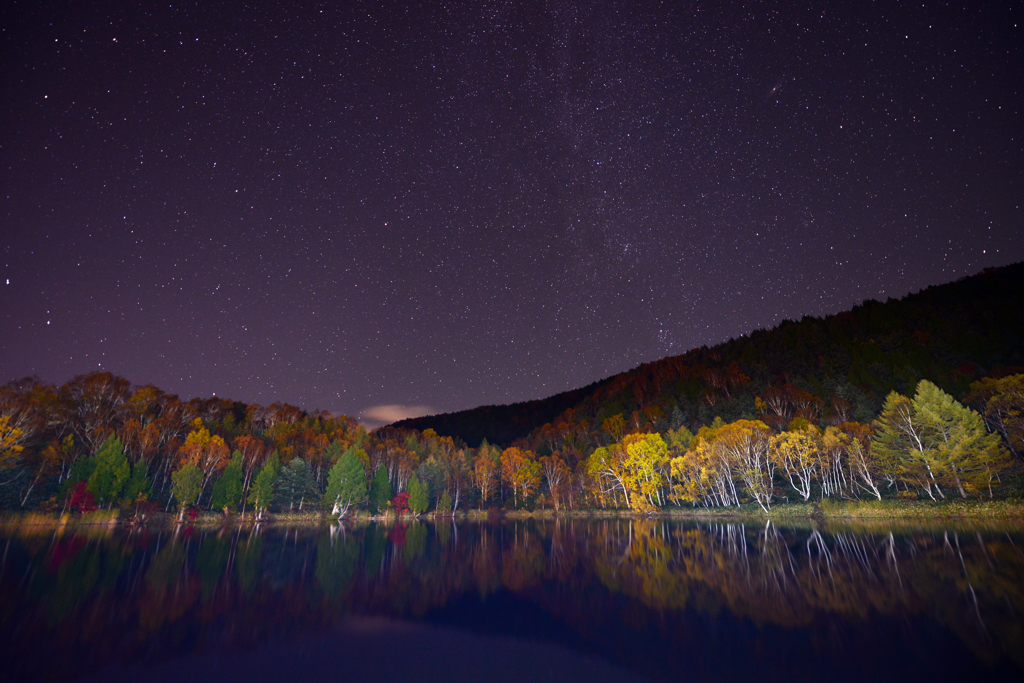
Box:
[1,369,1020,518]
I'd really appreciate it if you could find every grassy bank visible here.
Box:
[3,497,1023,533]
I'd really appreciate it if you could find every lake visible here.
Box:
[2,518,1022,682]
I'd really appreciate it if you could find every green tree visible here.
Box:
[912,380,1010,498]
[323,448,367,518]
[59,455,97,503]
[122,460,152,503]
[407,473,429,514]
[323,438,345,463]
[369,464,392,514]
[210,451,244,512]
[247,452,280,519]
[86,433,130,507]
[872,381,1011,499]
[171,462,203,521]
[436,489,453,515]
[276,457,320,510]
[665,425,694,458]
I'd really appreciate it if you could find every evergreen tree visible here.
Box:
[62,454,97,497]
[323,448,367,518]
[407,473,429,514]
[247,452,280,519]
[210,451,244,512]
[871,382,1011,499]
[912,380,1009,498]
[171,462,203,521]
[369,464,392,514]
[323,439,345,463]
[122,460,152,503]
[87,433,130,507]
[436,489,453,515]
[276,458,320,510]
[870,391,914,489]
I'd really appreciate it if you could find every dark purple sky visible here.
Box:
[2,1,1021,426]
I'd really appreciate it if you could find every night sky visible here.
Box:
[2,1,1021,427]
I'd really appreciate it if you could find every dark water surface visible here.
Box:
[2,519,1022,682]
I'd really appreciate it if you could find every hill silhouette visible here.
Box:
[396,263,1024,449]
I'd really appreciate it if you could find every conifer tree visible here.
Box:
[87,433,130,507]
[323,438,345,463]
[912,380,1008,498]
[871,382,1010,498]
[122,460,152,503]
[323,448,367,518]
[211,451,244,512]
[247,452,280,519]
[276,458,320,510]
[171,462,203,521]
[369,464,392,514]
[436,489,453,515]
[407,473,429,515]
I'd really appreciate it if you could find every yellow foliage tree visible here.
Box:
[621,433,668,512]
[501,447,541,508]
[769,427,821,501]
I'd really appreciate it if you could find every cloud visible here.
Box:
[360,404,436,429]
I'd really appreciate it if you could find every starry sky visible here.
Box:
[2,1,1022,426]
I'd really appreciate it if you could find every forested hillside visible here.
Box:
[1,264,1021,516]
[398,263,1024,448]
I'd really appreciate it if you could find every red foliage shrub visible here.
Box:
[391,491,410,515]
[68,482,97,514]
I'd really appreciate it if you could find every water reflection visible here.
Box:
[2,520,1022,681]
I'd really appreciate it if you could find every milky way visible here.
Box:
[2,1,1021,424]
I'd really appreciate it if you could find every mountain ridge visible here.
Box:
[395,263,1024,448]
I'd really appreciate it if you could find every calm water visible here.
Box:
[1,519,1022,682]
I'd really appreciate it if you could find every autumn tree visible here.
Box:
[586,444,630,508]
[0,414,28,486]
[60,372,132,454]
[769,427,821,501]
[19,435,67,506]
[817,426,849,499]
[179,418,231,491]
[621,433,669,512]
[540,454,571,511]
[233,434,269,500]
[968,374,1024,458]
[473,441,500,508]
[715,420,775,512]
[833,423,882,500]
[501,447,541,508]
[913,380,1009,497]
[433,436,469,511]
[601,414,626,444]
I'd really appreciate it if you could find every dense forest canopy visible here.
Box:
[0,263,1022,516]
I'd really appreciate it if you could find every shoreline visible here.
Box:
[3,498,1023,533]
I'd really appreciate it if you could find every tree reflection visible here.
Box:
[2,520,1023,679]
